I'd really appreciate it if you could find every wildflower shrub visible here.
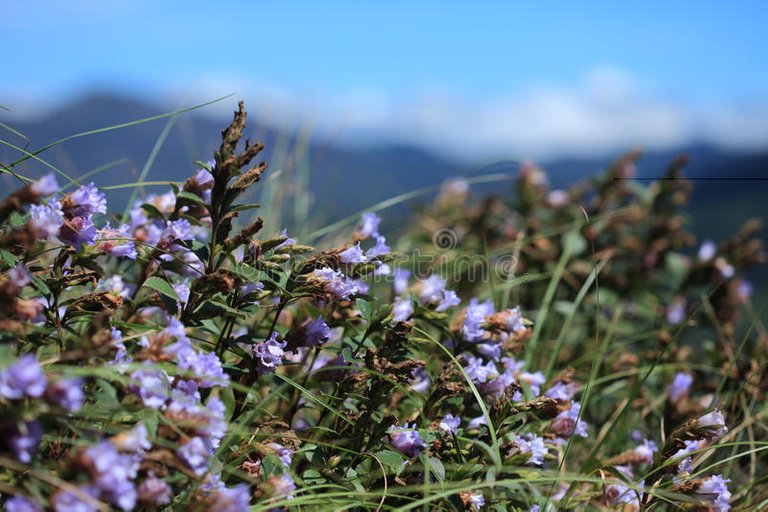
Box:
[0,102,765,511]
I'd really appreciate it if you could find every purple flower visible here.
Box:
[83,441,138,511]
[668,372,693,402]
[392,297,413,322]
[468,415,487,429]
[5,421,43,463]
[177,436,211,476]
[177,349,229,388]
[4,495,43,512]
[276,228,296,249]
[253,332,287,374]
[30,173,59,196]
[29,201,64,239]
[388,423,426,457]
[478,366,516,399]
[359,212,381,239]
[96,223,137,259]
[547,189,568,208]
[697,474,731,512]
[110,424,151,454]
[416,275,447,305]
[8,264,32,288]
[393,268,410,295]
[312,267,358,301]
[67,183,107,217]
[129,367,170,409]
[190,167,214,203]
[514,434,548,465]
[172,379,201,402]
[137,473,172,507]
[549,402,589,439]
[672,439,700,474]
[519,370,546,397]
[303,315,331,346]
[51,485,100,512]
[436,289,460,312]
[268,442,295,468]
[339,242,367,264]
[438,414,460,435]
[698,240,717,262]
[163,219,194,244]
[45,377,85,412]
[354,278,370,294]
[467,492,485,510]
[411,366,431,393]
[698,409,727,436]
[268,474,296,500]
[206,484,251,512]
[199,397,228,450]
[737,280,753,302]
[462,298,494,342]
[544,381,578,402]
[0,354,47,399]
[365,235,390,258]
[667,298,686,324]
[464,355,499,384]
[96,275,133,298]
[58,214,97,247]
[633,438,658,465]
[503,306,525,332]
[173,279,191,305]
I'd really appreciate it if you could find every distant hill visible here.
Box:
[1,93,766,290]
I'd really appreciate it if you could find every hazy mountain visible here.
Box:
[1,93,766,283]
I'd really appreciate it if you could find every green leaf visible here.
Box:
[140,203,166,221]
[176,190,207,206]
[144,276,180,301]
[357,299,371,322]
[420,453,445,483]
[0,250,19,266]
[230,202,261,213]
[374,449,404,474]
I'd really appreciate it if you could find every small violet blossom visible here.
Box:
[668,372,693,402]
[312,267,358,301]
[44,377,85,412]
[439,414,460,435]
[303,315,331,346]
[339,242,367,264]
[549,402,589,439]
[358,212,381,239]
[388,423,426,457]
[696,474,731,512]
[253,332,288,374]
[0,354,47,400]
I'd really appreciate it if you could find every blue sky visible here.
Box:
[3,1,768,159]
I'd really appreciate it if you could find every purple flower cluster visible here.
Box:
[0,356,85,461]
[548,402,589,439]
[439,414,461,435]
[312,267,359,301]
[302,315,331,346]
[697,474,731,511]
[0,354,46,399]
[253,332,288,374]
[416,275,461,312]
[513,433,548,465]
[388,423,426,457]
[96,223,137,259]
[58,183,107,247]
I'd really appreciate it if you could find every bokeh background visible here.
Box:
[2,1,766,290]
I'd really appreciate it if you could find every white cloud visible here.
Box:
[4,66,768,161]
[186,66,767,162]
